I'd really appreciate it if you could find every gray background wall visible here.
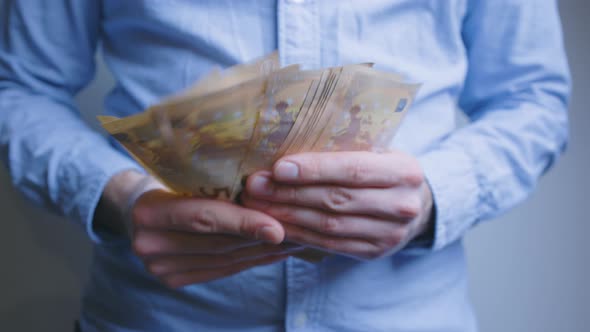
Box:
[0,1,588,331]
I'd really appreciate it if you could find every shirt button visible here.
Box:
[294,312,307,328]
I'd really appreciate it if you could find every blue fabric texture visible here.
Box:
[0,1,570,331]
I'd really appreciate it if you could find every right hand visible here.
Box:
[130,189,298,288]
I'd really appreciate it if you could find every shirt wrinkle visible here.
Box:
[0,1,569,331]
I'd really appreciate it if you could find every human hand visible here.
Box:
[131,190,302,287]
[242,151,434,260]
[98,172,299,288]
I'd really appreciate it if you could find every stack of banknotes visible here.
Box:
[99,52,419,260]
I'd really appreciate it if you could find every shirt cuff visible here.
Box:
[416,145,482,251]
[57,143,143,245]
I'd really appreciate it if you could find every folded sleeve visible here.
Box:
[417,0,571,251]
[0,0,142,243]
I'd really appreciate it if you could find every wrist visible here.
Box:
[94,170,160,238]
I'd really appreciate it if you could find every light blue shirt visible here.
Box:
[0,1,570,331]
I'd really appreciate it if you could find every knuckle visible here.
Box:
[280,186,299,202]
[131,204,151,227]
[132,235,154,257]
[165,209,182,228]
[319,214,340,234]
[397,197,421,219]
[273,206,296,223]
[381,229,404,248]
[402,166,424,187]
[237,213,260,238]
[363,245,384,260]
[320,237,338,250]
[191,207,218,233]
[323,187,353,211]
[303,157,323,181]
[346,158,368,183]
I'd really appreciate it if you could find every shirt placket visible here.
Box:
[284,257,322,331]
[277,0,321,69]
[277,1,322,331]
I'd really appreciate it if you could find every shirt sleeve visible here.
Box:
[417,0,571,251]
[0,1,142,243]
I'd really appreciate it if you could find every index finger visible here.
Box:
[271,151,423,187]
[133,191,285,244]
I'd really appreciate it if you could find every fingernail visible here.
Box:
[274,161,299,181]
[249,175,273,196]
[256,226,280,243]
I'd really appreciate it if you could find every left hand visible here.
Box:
[241,151,434,260]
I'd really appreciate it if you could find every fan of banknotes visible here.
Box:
[98,52,419,203]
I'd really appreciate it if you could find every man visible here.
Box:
[0,1,570,331]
